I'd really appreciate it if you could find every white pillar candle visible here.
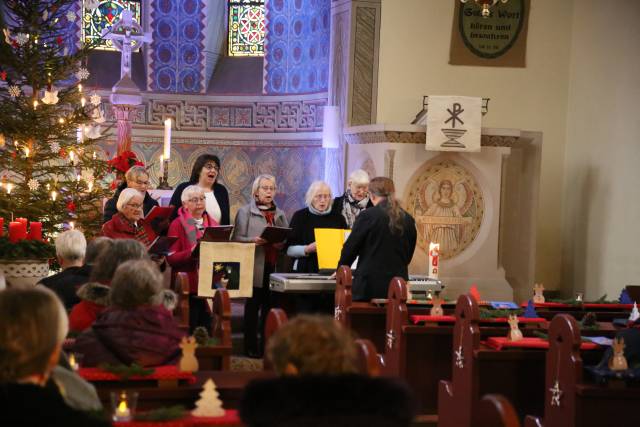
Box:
[163,119,171,160]
[159,154,164,176]
[428,242,440,279]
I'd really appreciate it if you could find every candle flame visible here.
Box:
[51,190,57,201]
[80,97,86,107]
[33,100,38,109]
[7,183,13,194]
[78,83,83,92]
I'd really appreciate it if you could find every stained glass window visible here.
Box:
[228,0,266,57]
[82,1,142,50]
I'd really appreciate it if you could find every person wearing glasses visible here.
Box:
[332,169,373,228]
[169,154,230,225]
[101,188,157,246]
[103,166,158,223]
[233,174,288,358]
[166,185,219,332]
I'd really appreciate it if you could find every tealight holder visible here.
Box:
[111,391,138,422]
[68,353,83,372]
[575,292,584,303]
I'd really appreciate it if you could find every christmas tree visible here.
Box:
[192,379,225,417]
[0,0,111,238]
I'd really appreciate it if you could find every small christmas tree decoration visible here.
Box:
[90,92,101,106]
[14,32,29,46]
[42,87,59,105]
[523,300,539,318]
[192,379,225,417]
[8,85,21,98]
[76,67,90,81]
[619,288,633,304]
[27,178,39,191]
[50,141,60,153]
[532,283,545,303]
[507,314,523,342]
[193,326,210,346]
[629,302,639,322]
[609,337,629,371]
[179,336,199,372]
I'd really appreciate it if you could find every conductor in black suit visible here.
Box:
[338,177,417,301]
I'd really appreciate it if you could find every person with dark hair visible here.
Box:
[68,239,149,332]
[240,315,415,427]
[337,177,417,301]
[73,259,184,367]
[169,154,230,225]
[0,288,110,427]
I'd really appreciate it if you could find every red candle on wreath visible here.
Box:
[0,217,4,237]
[28,222,42,241]
[9,221,25,243]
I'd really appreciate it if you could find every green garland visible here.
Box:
[134,405,186,421]
[99,363,154,380]
[548,294,619,305]
[479,308,523,319]
[0,236,55,260]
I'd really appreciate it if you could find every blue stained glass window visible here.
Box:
[83,1,142,50]
[228,0,266,57]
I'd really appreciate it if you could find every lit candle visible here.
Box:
[80,97,86,107]
[159,154,164,176]
[92,150,96,159]
[428,242,440,279]
[28,221,42,241]
[51,190,57,201]
[6,183,13,194]
[69,221,74,230]
[163,118,171,160]
[33,100,38,109]
[77,127,83,143]
[69,150,75,164]
[76,174,81,183]
[87,181,94,192]
[114,396,131,421]
[58,117,65,124]
[78,83,82,92]
[24,147,30,157]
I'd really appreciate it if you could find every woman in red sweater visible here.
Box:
[166,185,218,332]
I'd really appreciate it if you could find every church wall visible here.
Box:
[562,0,640,299]
[375,0,574,292]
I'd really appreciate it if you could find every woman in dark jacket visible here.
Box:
[331,169,373,228]
[103,165,158,223]
[169,154,230,225]
[338,177,417,301]
[73,259,184,367]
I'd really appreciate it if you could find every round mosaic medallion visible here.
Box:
[221,148,253,192]
[405,159,484,260]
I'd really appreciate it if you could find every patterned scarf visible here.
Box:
[257,201,278,266]
[341,189,370,228]
[177,207,216,247]
[115,213,154,247]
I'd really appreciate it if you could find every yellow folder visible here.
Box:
[314,228,351,270]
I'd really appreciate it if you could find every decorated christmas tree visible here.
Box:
[192,379,225,417]
[0,0,111,238]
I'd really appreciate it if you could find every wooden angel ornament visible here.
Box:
[533,283,545,304]
[430,296,444,317]
[507,314,523,342]
[609,337,629,371]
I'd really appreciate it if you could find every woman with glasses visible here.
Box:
[103,166,158,223]
[102,188,157,246]
[332,169,373,228]
[169,154,230,225]
[166,185,218,331]
[233,174,288,357]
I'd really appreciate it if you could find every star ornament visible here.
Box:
[214,263,224,272]
[27,178,40,191]
[454,345,464,369]
[8,85,21,99]
[76,67,90,81]
[549,380,563,406]
[90,93,101,106]
[15,33,29,46]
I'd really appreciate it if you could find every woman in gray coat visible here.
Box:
[233,174,288,358]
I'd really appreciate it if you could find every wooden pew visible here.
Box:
[478,394,522,427]
[263,307,383,376]
[523,315,640,427]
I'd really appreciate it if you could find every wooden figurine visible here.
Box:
[430,296,444,317]
[507,314,523,342]
[179,336,199,372]
[609,337,628,371]
[532,283,545,304]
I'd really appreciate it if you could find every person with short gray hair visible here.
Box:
[38,230,90,310]
[73,259,184,367]
[103,165,159,223]
[102,188,157,246]
[233,174,288,357]
[332,169,373,228]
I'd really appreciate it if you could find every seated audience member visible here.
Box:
[38,230,90,310]
[0,288,110,427]
[103,165,158,223]
[102,188,157,246]
[83,236,113,271]
[73,259,184,367]
[240,315,414,427]
[167,185,218,332]
[69,239,147,332]
[332,169,373,228]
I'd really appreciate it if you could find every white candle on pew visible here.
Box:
[428,242,440,279]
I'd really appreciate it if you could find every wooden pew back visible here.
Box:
[478,394,522,427]
[173,272,190,331]
[335,265,352,327]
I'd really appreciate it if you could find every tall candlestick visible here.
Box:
[159,154,164,176]
[28,222,42,241]
[428,242,440,279]
[163,118,171,160]
[77,126,84,143]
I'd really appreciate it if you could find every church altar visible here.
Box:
[343,124,542,301]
